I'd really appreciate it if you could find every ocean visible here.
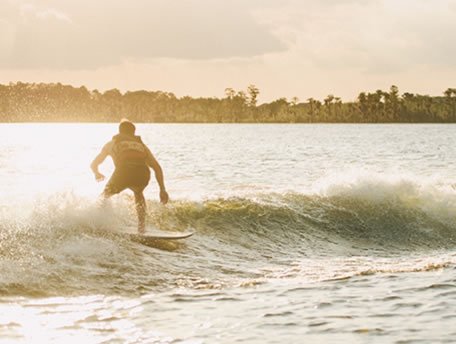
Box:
[0,123,455,343]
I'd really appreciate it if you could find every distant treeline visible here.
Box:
[1,82,456,123]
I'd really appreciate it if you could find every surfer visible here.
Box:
[90,119,169,233]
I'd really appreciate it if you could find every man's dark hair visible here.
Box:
[119,119,136,135]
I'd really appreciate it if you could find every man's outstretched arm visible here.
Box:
[146,149,169,204]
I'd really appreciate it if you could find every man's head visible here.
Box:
[119,119,136,135]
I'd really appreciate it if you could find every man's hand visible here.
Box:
[160,190,169,204]
[94,172,105,182]
[91,150,109,182]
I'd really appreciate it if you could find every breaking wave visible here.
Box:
[1,175,456,296]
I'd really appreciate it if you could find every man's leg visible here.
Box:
[101,188,115,200]
[129,166,150,233]
[99,181,118,207]
[97,168,126,216]
[132,188,146,233]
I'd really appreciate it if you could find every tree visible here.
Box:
[388,85,400,121]
[224,88,236,99]
[247,84,260,107]
[357,92,369,122]
[307,98,316,123]
[289,97,300,122]
[444,88,456,122]
[323,94,335,122]
[268,98,289,122]
[334,97,343,122]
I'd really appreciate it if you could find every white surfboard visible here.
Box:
[124,227,194,242]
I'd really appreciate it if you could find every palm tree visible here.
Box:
[307,98,316,123]
[444,88,456,122]
[357,92,369,122]
[323,94,335,122]
[388,85,400,121]
[334,97,343,122]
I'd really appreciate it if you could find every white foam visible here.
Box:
[312,169,456,225]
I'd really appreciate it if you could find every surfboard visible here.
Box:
[124,228,194,243]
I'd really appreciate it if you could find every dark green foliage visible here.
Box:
[0,82,455,123]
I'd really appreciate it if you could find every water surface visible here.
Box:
[0,124,455,343]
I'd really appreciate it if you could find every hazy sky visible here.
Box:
[1,0,455,102]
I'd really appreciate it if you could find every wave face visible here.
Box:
[158,174,456,253]
[1,177,456,297]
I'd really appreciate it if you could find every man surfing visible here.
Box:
[90,119,169,233]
